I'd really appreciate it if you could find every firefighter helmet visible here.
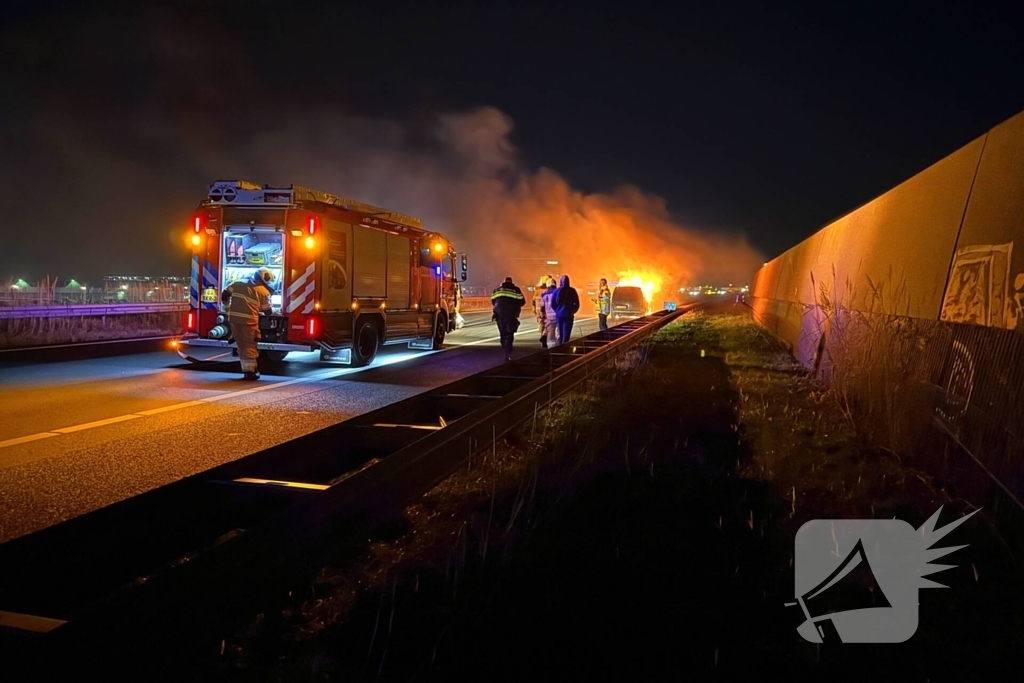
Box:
[546,277,557,288]
[252,267,275,285]
[538,274,555,288]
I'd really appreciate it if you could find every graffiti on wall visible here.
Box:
[940,243,1016,329]
[1006,273,1024,332]
[935,340,975,425]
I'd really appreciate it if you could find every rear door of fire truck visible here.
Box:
[187,209,224,338]
[221,205,287,311]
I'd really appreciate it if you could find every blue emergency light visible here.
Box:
[664,301,677,311]
[435,266,442,276]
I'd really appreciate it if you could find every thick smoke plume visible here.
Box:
[204,107,765,296]
[0,9,763,291]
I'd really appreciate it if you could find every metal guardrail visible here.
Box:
[458,296,492,311]
[0,302,188,320]
[0,304,698,676]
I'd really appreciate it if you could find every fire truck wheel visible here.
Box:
[351,319,380,367]
[432,314,447,349]
[261,350,288,363]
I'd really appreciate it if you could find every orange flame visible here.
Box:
[616,270,663,313]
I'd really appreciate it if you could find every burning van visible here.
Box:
[610,285,648,320]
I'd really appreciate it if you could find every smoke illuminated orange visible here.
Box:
[203,106,765,289]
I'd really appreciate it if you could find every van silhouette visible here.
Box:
[611,286,647,319]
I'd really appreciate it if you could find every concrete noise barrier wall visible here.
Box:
[750,109,1024,524]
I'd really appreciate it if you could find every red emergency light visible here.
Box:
[190,214,206,246]
[186,311,195,331]
[306,316,318,337]
[308,215,320,235]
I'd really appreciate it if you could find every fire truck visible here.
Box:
[177,180,467,367]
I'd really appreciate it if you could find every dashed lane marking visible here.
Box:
[0,357,413,450]
[0,316,596,451]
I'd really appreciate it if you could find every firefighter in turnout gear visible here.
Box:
[221,268,274,380]
[595,278,611,331]
[533,274,556,348]
[539,276,558,347]
[491,276,526,361]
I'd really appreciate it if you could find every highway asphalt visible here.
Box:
[0,311,599,543]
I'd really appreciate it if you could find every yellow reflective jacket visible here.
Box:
[596,286,611,315]
[222,280,271,323]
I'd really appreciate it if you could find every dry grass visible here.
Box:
[198,306,1023,681]
[0,313,183,348]
[808,269,937,456]
[680,309,933,520]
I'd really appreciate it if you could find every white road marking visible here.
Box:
[0,317,596,450]
[0,610,67,634]
[233,477,330,490]
[0,432,59,449]
[135,400,206,416]
[52,414,142,434]
[454,316,596,347]
[0,354,422,450]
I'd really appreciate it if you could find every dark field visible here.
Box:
[207,306,1024,681]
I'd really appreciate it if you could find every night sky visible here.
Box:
[1,0,1022,284]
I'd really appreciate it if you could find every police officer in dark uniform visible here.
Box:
[491,276,526,361]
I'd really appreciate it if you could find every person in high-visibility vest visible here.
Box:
[221,268,273,380]
[594,278,611,331]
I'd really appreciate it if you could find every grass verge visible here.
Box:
[0,313,183,348]
[200,305,1024,681]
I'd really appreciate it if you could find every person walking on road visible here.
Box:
[594,278,611,331]
[221,268,274,381]
[491,276,526,361]
[553,274,580,345]
[540,276,558,348]
[533,275,555,348]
